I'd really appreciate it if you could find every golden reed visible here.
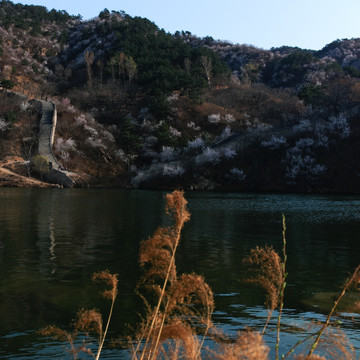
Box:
[40,191,360,359]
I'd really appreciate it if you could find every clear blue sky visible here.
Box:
[14,0,360,50]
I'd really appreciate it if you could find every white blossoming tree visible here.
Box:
[195,147,221,165]
[261,135,287,150]
[162,164,185,177]
[227,167,246,182]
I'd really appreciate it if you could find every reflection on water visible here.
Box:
[1,189,360,358]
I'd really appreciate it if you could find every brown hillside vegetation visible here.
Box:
[1,1,360,191]
[0,157,59,187]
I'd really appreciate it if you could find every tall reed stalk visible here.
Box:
[92,270,118,360]
[135,193,187,360]
[243,213,359,359]
[39,270,118,360]
[275,214,287,360]
[308,264,360,357]
[242,236,286,346]
[132,190,214,360]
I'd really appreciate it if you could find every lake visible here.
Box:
[1,188,360,359]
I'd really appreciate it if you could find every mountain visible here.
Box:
[1,0,360,192]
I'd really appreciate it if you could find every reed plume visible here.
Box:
[40,308,103,359]
[39,192,360,360]
[92,270,118,360]
[316,327,355,360]
[242,218,359,360]
[213,330,270,360]
[242,215,288,360]
[242,245,284,334]
[132,190,214,360]
[347,300,360,313]
[39,325,81,359]
[39,270,118,360]
[308,264,360,357]
[293,355,326,360]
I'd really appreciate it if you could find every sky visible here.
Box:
[14,0,360,50]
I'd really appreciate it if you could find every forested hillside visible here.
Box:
[1,0,360,192]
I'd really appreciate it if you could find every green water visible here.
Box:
[1,188,360,359]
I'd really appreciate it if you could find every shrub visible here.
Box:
[207,113,221,124]
[227,167,246,181]
[31,154,49,180]
[219,147,237,159]
[224,113,235,123]
[216,125,232,142]
[293,119,312,133]
[186,137,204,151]
[328,115,350,139]
[0,118,9,132]
[160,146,178,162]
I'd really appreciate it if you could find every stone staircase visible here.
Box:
[38,100,59,169]
[37,100,76,187]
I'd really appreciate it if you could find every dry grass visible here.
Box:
[317,327,355,360]
[132,190,214,360]
[39,270,118,360]
[242,243,285,351]
[307,264,360,358]
[239,213,360,360]
[243,245,284,315]
[39,190,360,360]
[213,330,270,360]
[293,355,327,360]
[241,214,287,360]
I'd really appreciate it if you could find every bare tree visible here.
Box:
[64,67,72,85]
[84,50,95,88]
[18,120,37,177]
[184,57,191,73]
[97,60,104,87]
[55,64,64,80]
[118,52,126,83]
[125,56,137,84]
[109,57,117,84]
[201,55,212,86]
[31,155,50,181]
